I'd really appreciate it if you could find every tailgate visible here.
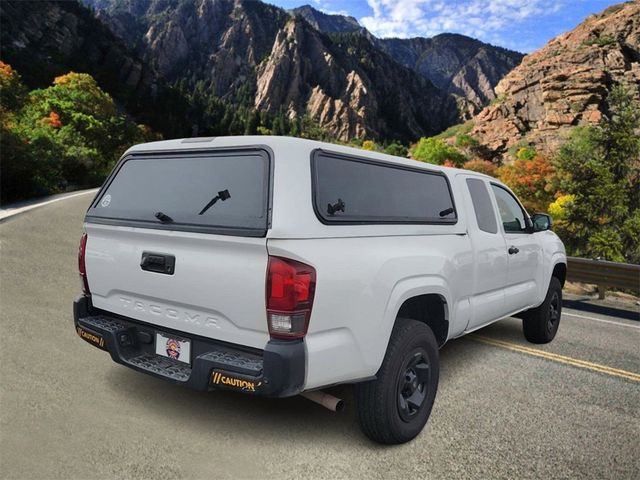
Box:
[85,224,269,348]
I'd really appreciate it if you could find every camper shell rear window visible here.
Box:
[311,150,457,225]
[86,149,271,236]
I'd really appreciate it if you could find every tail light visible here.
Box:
[266,256,316,339]
[78,233,90,295]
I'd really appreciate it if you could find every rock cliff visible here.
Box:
[469,2,640,159]
[292,5,523,116]
[378,34,523,116]
[255,18,456,141]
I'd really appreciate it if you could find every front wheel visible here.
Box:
[522,277,562,344]
[355,318,439,444]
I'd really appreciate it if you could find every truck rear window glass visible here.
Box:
[312,152,456,224]
[87,151,270,235]
[466,178,498,234]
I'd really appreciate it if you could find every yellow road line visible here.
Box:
[469,335,640,383]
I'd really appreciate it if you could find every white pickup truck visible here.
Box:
[74,136,566,444]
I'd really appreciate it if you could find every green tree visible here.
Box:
[384,142,408,157]
[298,113,332,141]
[0,61,26,113]
[1,67,145,203]
[410,137,467,167]
[19,72,142,186]
[244,109,259,135]
[556,86,640,262]
[1,62,64,201]
[271,110,286,136]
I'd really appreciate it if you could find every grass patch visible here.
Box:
[433,120,474,140]
[601,4,625,16]
[583,36,616,47]
[489,93,508,106]
[570,102,583,113]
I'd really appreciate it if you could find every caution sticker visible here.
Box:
[76,326,107,350]
[211,371,260,392]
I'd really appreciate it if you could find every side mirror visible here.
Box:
[532,213,552,232]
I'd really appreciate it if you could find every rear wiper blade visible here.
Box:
[155,211,174,223]
[199,189,231,215]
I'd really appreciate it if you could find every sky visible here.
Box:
[269,0,621,52]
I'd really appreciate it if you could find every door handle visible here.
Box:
[508,246,520,255]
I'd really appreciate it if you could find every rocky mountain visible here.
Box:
[82,0,457,141]
[291,5,362,34]
[86,0,289,96]
[291,5,523,116]
[377,35,524,116]
[255,18,457,140]
[469,1,640,159]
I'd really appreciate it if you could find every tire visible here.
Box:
[522,277,562,344]
[355,318,439,444]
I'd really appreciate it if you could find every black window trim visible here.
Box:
[310,148,458,226]
[84,146,274,237]
[489,182,533,234]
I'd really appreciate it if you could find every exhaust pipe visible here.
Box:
[301,390,344,412]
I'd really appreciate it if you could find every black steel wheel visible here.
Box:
[356,318,439,444]
[397,350,431,422]
[547,289,561,336]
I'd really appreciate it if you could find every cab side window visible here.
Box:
[491,185,529,233]
[466,178,498,234]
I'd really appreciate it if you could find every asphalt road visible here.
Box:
[1,194,639,480]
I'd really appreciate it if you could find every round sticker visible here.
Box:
[100,194,111,208]
[166,338,180,360]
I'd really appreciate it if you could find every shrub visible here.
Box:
[410,137,467,167]
[463,159,498,177]
[384,142,408,157]
[361,140,382,152]
[583,36,616,47]
[515,146,536,161]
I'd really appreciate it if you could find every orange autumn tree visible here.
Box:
[43,111,62,128]
[0,61,26,116]
[498,153,557,213]
[463,159,499,177]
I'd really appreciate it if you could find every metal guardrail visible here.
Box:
[566,257,640,298]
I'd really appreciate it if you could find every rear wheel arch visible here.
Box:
[396,294,449,347]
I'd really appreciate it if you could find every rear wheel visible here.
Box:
[523,277,562,344]
[355,318,439,444]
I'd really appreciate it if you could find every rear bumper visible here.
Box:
[73,296,305,397]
